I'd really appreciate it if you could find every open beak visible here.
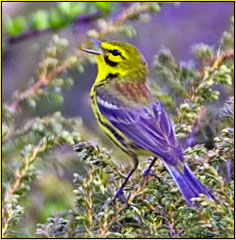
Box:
[82,37,103,55]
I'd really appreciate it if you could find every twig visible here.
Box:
[4,29,52,45]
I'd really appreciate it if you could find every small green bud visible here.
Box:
[139,13,151,22]
[192,43,214,62]
[211,90,219,100]
[148,3,161,12]
[180,103,190,112]
[52,35,69,49]
[51,78,64,86]
[77,64,84,73]
[221,31,233,50]
[2,123,9,138]
[51,92,64,105]
[32,120,45,133]
[64,78,74,88]
[72,133,81,142]
[87,29,99,39]
[67,56,78,67]
[61,130,74,145]
[118,26,136,38]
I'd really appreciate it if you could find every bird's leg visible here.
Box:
[143,157,158,178]
[112,157,138,206]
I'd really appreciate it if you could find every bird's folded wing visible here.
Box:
[96,95,183,165]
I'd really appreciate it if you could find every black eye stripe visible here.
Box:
[111,50,121,56]
[108,49,121,56]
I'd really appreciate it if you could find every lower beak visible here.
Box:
[82,48,103,55]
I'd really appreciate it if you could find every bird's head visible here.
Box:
[83,38,148,82]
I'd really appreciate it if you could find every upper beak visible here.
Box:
[82,37,103,55]
[88,36,101,46]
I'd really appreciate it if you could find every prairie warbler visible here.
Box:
[82,38,214,207]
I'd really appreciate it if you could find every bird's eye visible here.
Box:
[111,49,121,56]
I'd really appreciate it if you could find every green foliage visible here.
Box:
[36,133,234,238]
[5,16,27,35]
[3,2,117,36]
[219,96,234,125]
[2,112,82,237]
[36,215,69,238]
[152,25,234,139]
[221,16,234,51]
[2,3,234,238]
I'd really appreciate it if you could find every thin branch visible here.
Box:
[4,29,52,45]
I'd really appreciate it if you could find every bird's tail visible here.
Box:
[164,162,215,207]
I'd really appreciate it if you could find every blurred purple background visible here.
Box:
[2,2,234,129]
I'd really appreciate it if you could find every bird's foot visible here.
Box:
[111,188,130,208]
[142,168,159,179]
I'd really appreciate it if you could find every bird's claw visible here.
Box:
[142,168,159,179]
[111,188,130,208]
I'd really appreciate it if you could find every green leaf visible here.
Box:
[32,10,50,30]
[70,3,87,17]
[58,2,86,17]
[5,16,26,36]
[58,2,72,16]
[94,2,117,14]
[49,9,65,29]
